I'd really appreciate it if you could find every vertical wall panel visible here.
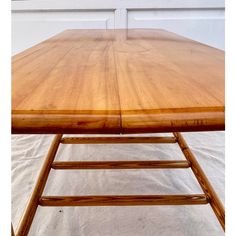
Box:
[12,0,225,53]
[12,10,115,54]
[127,9,225,50]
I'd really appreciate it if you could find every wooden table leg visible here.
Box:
[174,132,225,230]
[11,223,15,236]
[15,134,62,236]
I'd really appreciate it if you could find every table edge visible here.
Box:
[12,111,225,134]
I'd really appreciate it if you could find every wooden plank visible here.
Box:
[39,194,208,206]
[114,29,225,133]
[60,136,176,144]
[174,132,225,230]
[12,113,120,134]
[51,160,190,169]
[115,29,224,111]
[12,30,121,134]
[120,111,225,134]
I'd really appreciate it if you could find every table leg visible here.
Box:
[15,134,62,236]
[174,132,225,230]
[11,223,15,236]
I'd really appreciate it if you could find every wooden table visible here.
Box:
[12,29,225,236]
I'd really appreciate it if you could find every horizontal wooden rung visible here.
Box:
[60,136,177,144]
[39,194,208,207]
[51,160,190,169]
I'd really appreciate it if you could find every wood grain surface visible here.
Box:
[39,194,208,206]
[12,29,225,134]
[51,160,190,169]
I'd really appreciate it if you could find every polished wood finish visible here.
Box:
[52,160,190,169]
[16,134,62,236]
[12,114,120,134]
[12,29,224,134]
[174,132,225,230]
[39,194,208,207]
[60,136,177,144]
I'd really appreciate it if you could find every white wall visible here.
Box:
[12,0,225,55]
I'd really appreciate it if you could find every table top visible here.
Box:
[12,29,224,134]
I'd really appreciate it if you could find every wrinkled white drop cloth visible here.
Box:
[12,132,224,236]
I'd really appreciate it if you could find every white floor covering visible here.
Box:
[11,132,225,236]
